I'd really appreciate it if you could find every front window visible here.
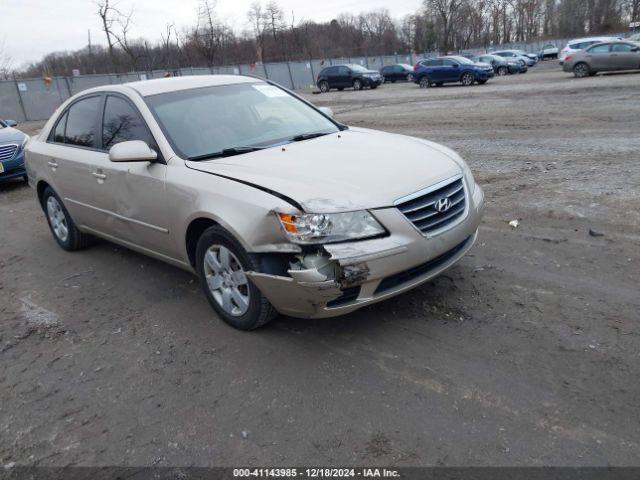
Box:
[146,83,340,160]
[588,44,610,53]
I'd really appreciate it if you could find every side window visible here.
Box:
[102,96,153,151]
[323,67,336,76]
[338,66,350,75]
[52,111,68,143]
[588,44,610,53]
[65,96,101,148]
[611,43,633,52]
[442,59,457,66]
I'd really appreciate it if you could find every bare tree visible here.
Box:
[247,2,268,61]
[110,6,143,70]
[96,0,119,68]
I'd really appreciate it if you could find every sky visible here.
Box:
[0,0,421,68]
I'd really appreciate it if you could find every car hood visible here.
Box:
[0,127,27,144]
[475,62,493,68]
[185,127,463,213]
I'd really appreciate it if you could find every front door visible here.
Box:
[90,94,172,257]
[609,43,640,70]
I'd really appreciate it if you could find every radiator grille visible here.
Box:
[0,144,18,162]
[396,177,466,235]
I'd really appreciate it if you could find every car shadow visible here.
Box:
[0,178,29,192]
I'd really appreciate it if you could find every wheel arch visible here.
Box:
[36,180,52,210]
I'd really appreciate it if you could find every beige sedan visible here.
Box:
[25,75,484,330]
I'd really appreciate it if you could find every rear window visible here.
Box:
[63,96,101,148]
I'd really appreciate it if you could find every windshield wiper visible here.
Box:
[189,146,267,161]
[288,132,332,142]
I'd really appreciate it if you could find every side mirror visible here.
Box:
[5,120,17,127]
[109,140,157,163]
[319,107,334,118]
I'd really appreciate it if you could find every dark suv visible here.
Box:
[317,64,383,92]
[413,56,494,88]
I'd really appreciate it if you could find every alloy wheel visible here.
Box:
[203,245,250,316]
[574,64,589,78]
[46,196,69,243]
[462,73,474,86]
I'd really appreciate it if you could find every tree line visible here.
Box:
[12,0,640,79]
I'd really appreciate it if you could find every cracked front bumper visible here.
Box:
[248,183,484,319]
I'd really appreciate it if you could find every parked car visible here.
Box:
[538,43,559,59]
[512,49,539,63]
[559,36,623,64]
[316,64,383,92]
[563,40,640,77]
[491,50,536,67]
[0,119,29,183]
[25,76,484,330]
[469,54,525,75]
[413,56,494,88]
[628,33,640,42]
[379,64,414,83]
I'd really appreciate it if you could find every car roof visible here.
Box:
[568,36,620,43]
[120,75,260,97]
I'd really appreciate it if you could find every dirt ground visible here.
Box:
[1,61,639,468]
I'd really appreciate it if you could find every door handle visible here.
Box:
[92,172,107,180]
[47,160,59,168]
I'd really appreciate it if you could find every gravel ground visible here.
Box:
[1,61,639,467]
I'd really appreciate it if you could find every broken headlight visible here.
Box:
[276,211,384,244]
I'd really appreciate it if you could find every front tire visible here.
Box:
[573,63,590,78]
[353,79,363,91]
[42,186,93,251]
[319,80,330,93]
[497,66,508,76]
[478,79,488,85]
[196,225,277,330]
[419,76,430,88]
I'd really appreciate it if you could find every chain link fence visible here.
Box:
[0,32,629,123]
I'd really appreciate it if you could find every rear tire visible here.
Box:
[196,225,277,330]
[319,80,330,93]
[42,186,93,251]
[461,72,475,86]
[573,63,590,78]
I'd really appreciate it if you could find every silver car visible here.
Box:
[25,76,484,330]
[563,41,640,77]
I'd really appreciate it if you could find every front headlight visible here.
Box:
[19,135,29,151]
[460,159,476,195]
[276,210,385,244]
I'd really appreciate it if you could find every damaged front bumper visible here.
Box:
[247,184,484,319]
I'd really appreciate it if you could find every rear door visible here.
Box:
[44,94,106,230]
[424,59,443,81]
[585,43,612,70]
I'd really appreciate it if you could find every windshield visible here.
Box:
[146,83,340,159]
[448,56,474,65]
[349,64,370,73]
